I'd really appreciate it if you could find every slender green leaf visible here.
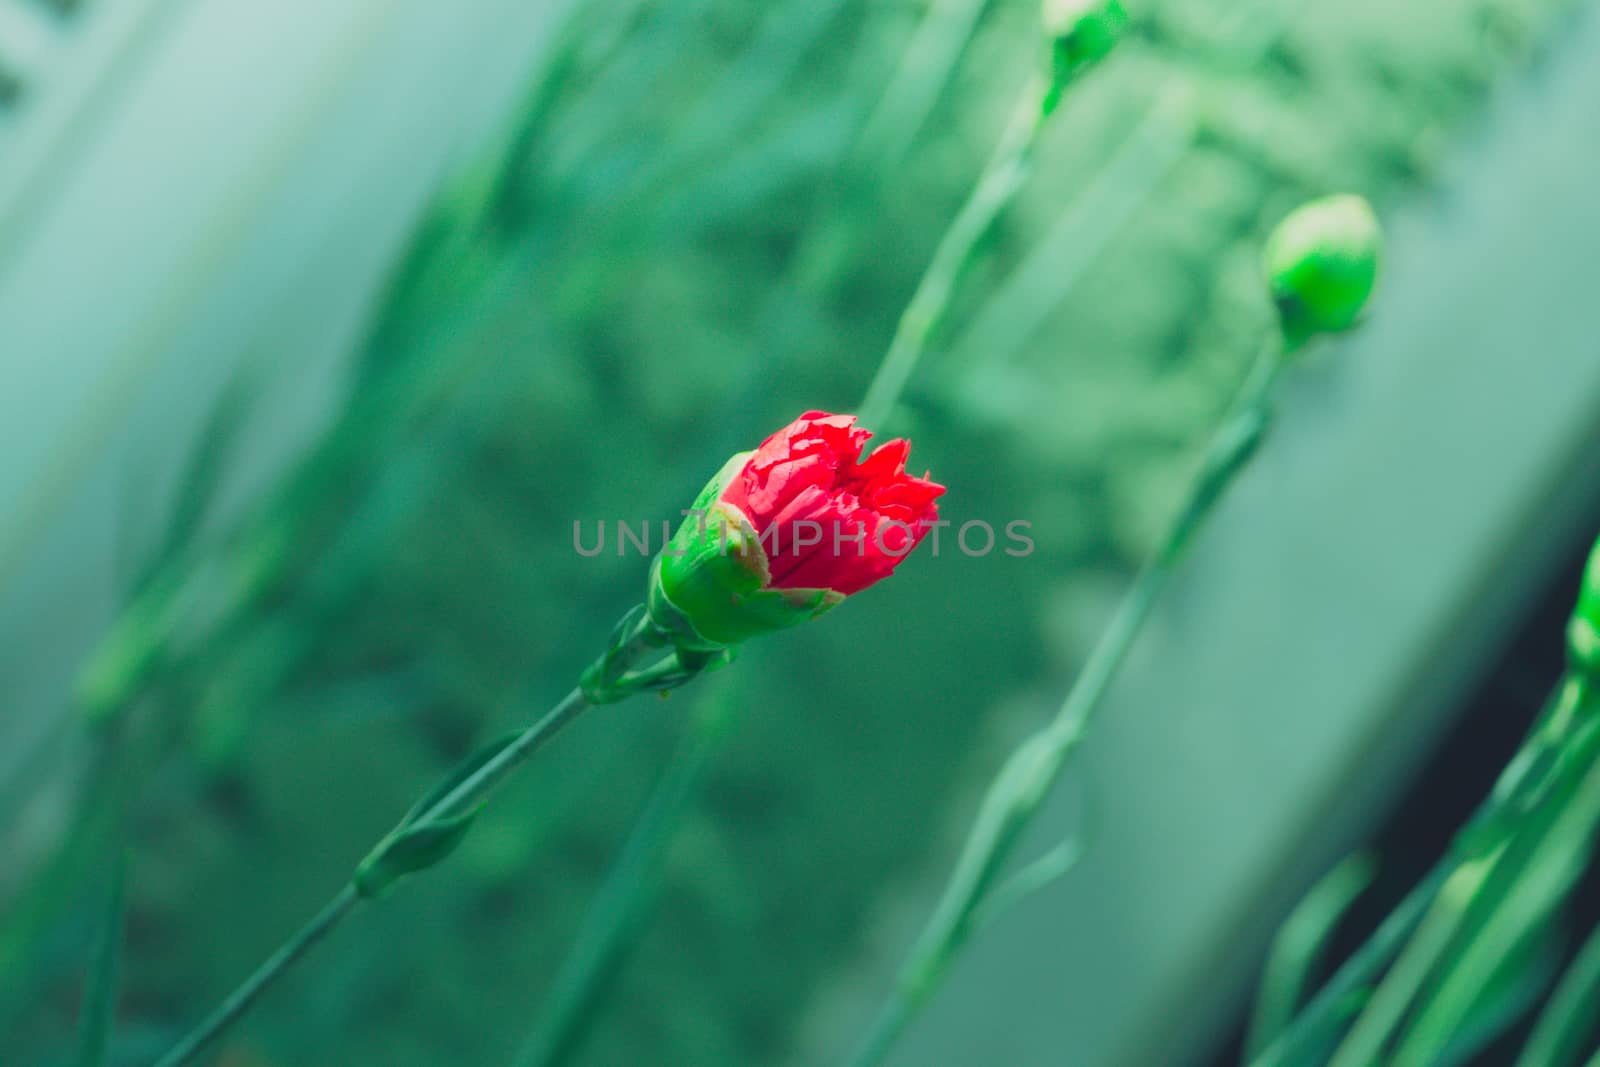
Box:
[1246,855,1376,1060]
[1518,921,1600,1067]
[354,806,485,899]
[1432,919,1563,1067]
[144,361,265,586]
[75,858,127,1067]
[402,732,520,827]
[1245,865,1443,1067]
[1385,711,1600,1067]
[972,839,1086,932]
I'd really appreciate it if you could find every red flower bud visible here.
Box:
[721,411,945,595]
[650,411,945,648]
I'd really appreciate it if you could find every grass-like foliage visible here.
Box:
[0,0,1584,1064]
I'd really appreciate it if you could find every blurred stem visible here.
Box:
[150,886,358,1067]
[1253,674,1595,1067]
[1323,675,1597,1067]
[1320,857,1499,1067]
[74,856,127,1067]
[847,340,1285,1067]
[513,694,741,1067]
[1517,919,1600,1067]
[1245,855,1377,1060]
[148,685,596,1067]
[1246,868,1445,1067]
[856,73,1051,429]
[1384,704,1600,1067]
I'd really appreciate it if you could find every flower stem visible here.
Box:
[857,74,1050,430]
[148,686,594,1067]
[150,886,357,1067]
[414,686,592,823]
[847,340,1284,1067]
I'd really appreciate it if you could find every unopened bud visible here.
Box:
[1263,194,1382,347]
[1043,0,1129,96]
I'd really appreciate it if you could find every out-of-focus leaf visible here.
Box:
[0,767,126,1039]
[1431,918,1563,1067]
[1245,864,1442,1067]
[515,705,735,1067]
[1517,921,1600,1067]
[142,360,266,588]
[74,857,127,1067]
[855,0,993,170]
[1245,854,1376,1060]
[1385,711,1600,1067]
[971,837,1086,931]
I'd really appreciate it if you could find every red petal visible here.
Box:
[715,410,944,596]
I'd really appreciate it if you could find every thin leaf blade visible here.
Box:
[75,858,127,1067]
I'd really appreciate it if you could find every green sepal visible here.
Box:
[650,550,843,650]
[352,733,518,898]
[354,807,483,899]
[648,452,845,649]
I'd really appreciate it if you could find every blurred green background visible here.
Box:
[1,0,1597,1064]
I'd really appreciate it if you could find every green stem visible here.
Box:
[1321,861,1492,1067]
[1517,919,1600,1067]
[148,686,595,1067]
[1246,869,1445,1067]
[849,992,917,1067]
[513,698,735,1067]
[856,74,1050,429]
[1383,701,1600,1067]
[150,886,357,1067]
[1245,856,1377,1060]
[848,343,1284,1067]
[414,687,591,823]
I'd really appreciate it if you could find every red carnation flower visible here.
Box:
[718,411,945,595]
[648,411,944,650]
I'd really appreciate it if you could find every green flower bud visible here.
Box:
[1570,537,1600,679]
[1263,194,1383,347]
[1043,0,1129,92]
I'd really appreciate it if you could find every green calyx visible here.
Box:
[1570,538,1600,679]
[648,453,843,651]
[1042,0,1129,92]
[1263,193,1383,348]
